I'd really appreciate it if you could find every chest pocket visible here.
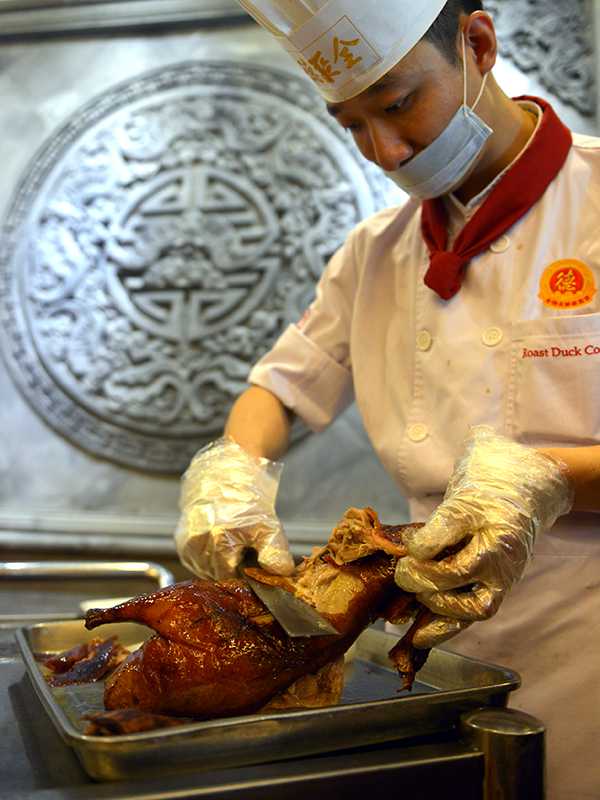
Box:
[506,313,600,446]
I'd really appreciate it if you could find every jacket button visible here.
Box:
[490,235,510,253]
[482,327,503,347]
[408,423,428,442]
[417,331,432,351]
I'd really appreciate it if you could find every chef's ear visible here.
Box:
[462,11,498,76]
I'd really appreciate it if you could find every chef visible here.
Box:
[175,2,600,798]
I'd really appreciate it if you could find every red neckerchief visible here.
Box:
[420,96,572,301]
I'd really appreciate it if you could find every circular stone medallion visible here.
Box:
[0,61,392,472]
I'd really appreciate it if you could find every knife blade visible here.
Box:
[237,550,339,637]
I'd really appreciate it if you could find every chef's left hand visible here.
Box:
[395,426,574,649]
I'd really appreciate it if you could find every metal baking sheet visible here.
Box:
[16,619,520,782]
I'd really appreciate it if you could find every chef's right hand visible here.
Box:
[174,437,295,580]
[395,426,574,649]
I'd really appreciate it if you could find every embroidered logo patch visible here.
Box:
[538,259,597,309]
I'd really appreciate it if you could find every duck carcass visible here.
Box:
[84,508,431,719]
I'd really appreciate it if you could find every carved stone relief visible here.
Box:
[0,61,391,473]
[487,0,595,117]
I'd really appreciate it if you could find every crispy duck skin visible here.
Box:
[41,638,106,673]
[84,508,429,719]
[42,636,130,687]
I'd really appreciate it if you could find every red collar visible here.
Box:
[421,96,572,300]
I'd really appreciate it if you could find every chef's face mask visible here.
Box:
[384,34,492,200]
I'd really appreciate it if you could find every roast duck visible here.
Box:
[79,508,433,722]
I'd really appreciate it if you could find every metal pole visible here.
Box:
[460,707,546,800]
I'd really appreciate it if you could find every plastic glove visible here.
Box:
[174,437,295,580]
[395,426,574,649]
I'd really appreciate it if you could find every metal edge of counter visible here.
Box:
[0,0,252,40]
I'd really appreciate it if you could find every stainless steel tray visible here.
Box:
[16,619,520,782]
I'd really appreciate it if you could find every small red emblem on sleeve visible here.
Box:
[296,308,311,329]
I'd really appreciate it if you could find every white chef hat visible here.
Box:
[236,0,447,102]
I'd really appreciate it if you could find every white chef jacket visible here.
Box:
[249,118,600,799]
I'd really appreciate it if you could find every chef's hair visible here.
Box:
[423,0,484,67]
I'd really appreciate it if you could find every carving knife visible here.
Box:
[237,549,339,637]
